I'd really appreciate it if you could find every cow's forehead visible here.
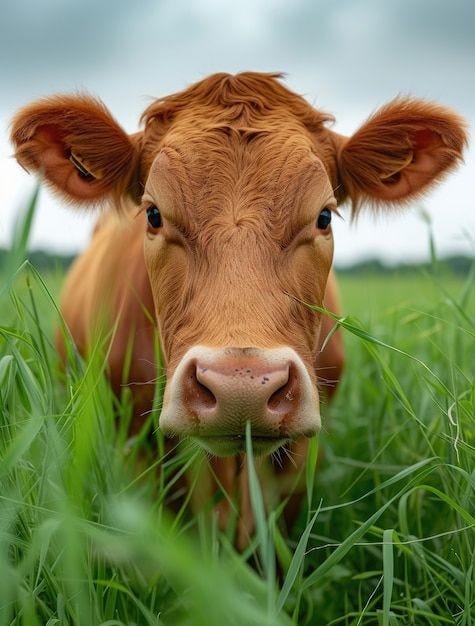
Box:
[145,115,335,202]
[155,127,323,176]
[144,128,335,243]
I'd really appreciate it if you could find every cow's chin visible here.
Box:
[193,434,289,457]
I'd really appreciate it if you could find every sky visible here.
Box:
[0,0,473,265]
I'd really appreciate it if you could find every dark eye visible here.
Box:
[317,208,332,230]
[146,206,162,229]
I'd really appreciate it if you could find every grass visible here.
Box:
[0,190,474,625]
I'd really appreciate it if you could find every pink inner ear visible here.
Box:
[35,127,102,200]
[411,129,437,150]
[377,128,446,200]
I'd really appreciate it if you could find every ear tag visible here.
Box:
[380,151,414,181]
[69,150,103,180]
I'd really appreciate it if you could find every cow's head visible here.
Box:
[11,73,467,455]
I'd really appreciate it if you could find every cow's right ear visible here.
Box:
[11,95,141,204]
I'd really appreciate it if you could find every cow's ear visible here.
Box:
[11,95,141,204]
[337,98,467,210]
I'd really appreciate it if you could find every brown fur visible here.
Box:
[10,72,467,542]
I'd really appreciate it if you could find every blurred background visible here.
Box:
[0,0,473,267]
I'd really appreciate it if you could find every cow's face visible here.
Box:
[141,116,336,453]
[11,73,467,455]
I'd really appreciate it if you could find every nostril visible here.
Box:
[268,383,293,413]
[267,363,298,414]
[184,362,217,412]
[194,379,217,410]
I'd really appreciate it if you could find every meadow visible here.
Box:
[0,194,474,625]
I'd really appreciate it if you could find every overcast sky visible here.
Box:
[1,0,473,264]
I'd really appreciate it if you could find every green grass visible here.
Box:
[0,192,474,625]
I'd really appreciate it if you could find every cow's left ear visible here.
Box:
[336,98,468,209]
[11,94,141,205]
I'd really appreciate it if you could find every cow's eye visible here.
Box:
[317,208,332,230]
[146,206,162,229]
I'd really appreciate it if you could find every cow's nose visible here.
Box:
[159,346,320,453]
[184,356,294,427]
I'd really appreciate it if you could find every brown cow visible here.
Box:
[11,73,466,544]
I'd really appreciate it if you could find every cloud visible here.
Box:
[0,0,139,67]
[2,0,473,117]
[261,0,475,115]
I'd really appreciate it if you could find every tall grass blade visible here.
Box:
[1,184,40,295]
[382,528,395,626]
[277,503,321,612]
[245,421,277,616]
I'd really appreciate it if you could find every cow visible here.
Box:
[11,72,467,545]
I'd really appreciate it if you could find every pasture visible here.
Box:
[0,195,473,625]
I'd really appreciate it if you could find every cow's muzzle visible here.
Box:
[159,346,320,455]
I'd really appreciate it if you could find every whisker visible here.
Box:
[271,447,283,469]
[281,445,298,469]
[123,375,167,387]
[138,357,166,369]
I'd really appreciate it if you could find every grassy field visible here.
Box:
[0,196,474,625]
